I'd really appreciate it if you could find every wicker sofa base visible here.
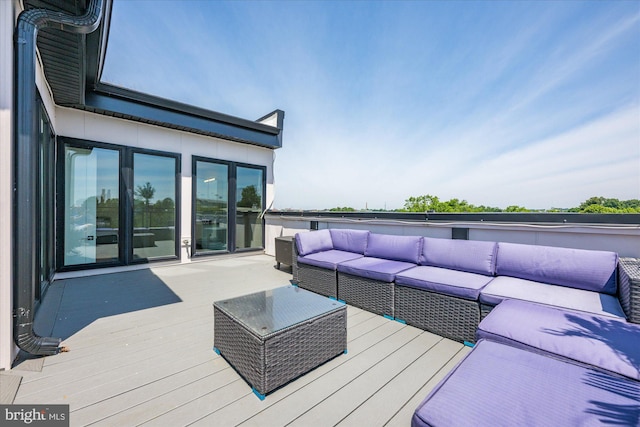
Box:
[619,257,640,324]
[338,272,394,317]
[297,263,338,298]
[480,303,495,320]
[214,304,347,396]
[395,286,481,344]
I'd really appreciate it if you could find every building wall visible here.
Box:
[55,107,275,262]
[264,215,640,258]
[0,0,18,371]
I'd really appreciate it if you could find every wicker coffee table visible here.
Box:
[213,285,347,399]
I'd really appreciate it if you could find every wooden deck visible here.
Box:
[7,254,470,426]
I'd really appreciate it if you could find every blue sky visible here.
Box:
[102,0,640,210]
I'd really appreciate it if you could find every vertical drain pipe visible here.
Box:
[13,0,104,355]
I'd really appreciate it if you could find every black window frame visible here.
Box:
[129,147,181,264]
[191,157,266,257]
[56,137,181,271]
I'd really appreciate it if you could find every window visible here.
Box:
[194,161,229,254]
[236,166,264,250]
[132,152,178,260]
[59,138,180,269]
[62,144,120,267]
[192,158,265,255]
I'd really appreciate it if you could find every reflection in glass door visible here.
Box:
[236,166,264,250]
[194,161,229,253]
[63,145,120,266]
[132,153,177,260]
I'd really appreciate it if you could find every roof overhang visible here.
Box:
[24,0,284,149]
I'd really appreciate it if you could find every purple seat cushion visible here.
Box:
[477,299,640,380]
[298,250,363,270]
[395,266,494,300]
[365,233,422,264]
[295,229,333,256]
[479,276,626,319]
[337,256,416,282]
[495,242,618,295]
[412,340,640,427]
[329,229,369,255]
[421,237,497,276]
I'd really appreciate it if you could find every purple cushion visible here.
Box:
[495,242,618,295]
[295,230,333,256]
[479,276,626,319]
[365,233,422,264]
[477,299,640,380]
[395,266,493,300]
[421,237,497,276]
[329,229,369,254]
[412,339,640,427]
[298,250,363,270]
[337,257,416,282]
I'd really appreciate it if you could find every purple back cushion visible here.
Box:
[295,230,333,256]
[329,229,369,254]
[495,242,618,295]
[365,233,421,264]
[421,237,497,276]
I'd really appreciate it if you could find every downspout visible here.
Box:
[13,0,104,355]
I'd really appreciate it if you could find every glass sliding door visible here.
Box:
[235,166,265,250]
[132,152,178,260]
[194,160,229,253]
[63,144,120,266]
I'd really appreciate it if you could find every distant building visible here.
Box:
[1,0,284,369]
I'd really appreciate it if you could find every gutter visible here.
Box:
[13,0,104,355]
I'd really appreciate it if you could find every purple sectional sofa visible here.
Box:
[291,228,640,425]
[294,229,638,344]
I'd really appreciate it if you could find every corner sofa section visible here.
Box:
[479,242,624,320]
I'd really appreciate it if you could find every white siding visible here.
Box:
[55,107,275,263]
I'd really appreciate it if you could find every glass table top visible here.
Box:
[213,285,345,337]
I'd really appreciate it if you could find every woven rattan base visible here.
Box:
[619,257,640,324]
[394,286,480,343]
[297,264,338,298]
[337,272,393,317]
[480,303,495,319]
[214,304,346,396]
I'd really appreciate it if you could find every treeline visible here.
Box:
[567,197,640,213]
[327,195,640,213]
[401,195,640,213]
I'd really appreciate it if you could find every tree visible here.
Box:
[135,182,156,227]
[238,185,261,208]
[505,205,530,212]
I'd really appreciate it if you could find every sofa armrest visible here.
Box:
[618,257,640,324]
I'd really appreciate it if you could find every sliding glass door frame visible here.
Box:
[191,157,266,257]
[57,137,181,271]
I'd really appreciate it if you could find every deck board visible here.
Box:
[11,254,469,426]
